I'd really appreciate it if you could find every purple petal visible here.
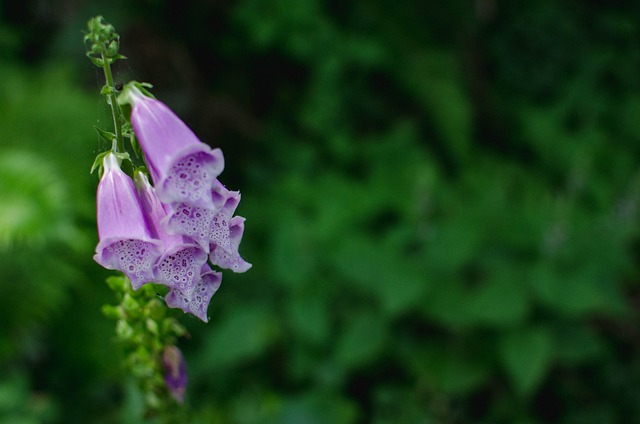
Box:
[161,151,224,208]
[154,244,208,289]
[94,153,162,289]
[209,216,252,273]
[165,265,222,322]
[161,182,226,251]
[208,190,241,253]
[130,92,224,208]
[162,345,187,404]
[134,171,209,289]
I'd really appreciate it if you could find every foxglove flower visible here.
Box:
[94,153,162,289]
[162,181,228,251]
[164,180,251,272]
[128,87,224,209]
[134,172,208,290]
[210,216,251,272]
[208,193,252,272]
[165,264,222,322]
[162,345,187,404]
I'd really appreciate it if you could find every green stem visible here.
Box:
[102,56,125,153]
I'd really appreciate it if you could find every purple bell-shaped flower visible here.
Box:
[165,264,222,322]
[128,87,224,209]
[93,153,162,289]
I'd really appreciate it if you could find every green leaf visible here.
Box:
[195,305,277,371]
[500,327,553,397]
[94,126,116,143]
[467,267,530,327]
[407,343,490,395]
[334,311,387,368]
[287,294,329,345]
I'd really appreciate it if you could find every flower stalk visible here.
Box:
[84,15,126,153]
[102,58,125,152]
[85,15,250,418]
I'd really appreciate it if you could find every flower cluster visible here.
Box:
[94,87,250,321]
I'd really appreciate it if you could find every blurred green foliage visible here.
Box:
[1,0,640,423]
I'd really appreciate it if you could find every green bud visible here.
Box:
[101,304,123,320]
[163,318,187,338]
[145,318,159,336]
[106,275,127,292]
[106,40,120,57]
[145,392,162,410]
[116,320,134,340]
[122,293,139,313]
[146,298,165,321]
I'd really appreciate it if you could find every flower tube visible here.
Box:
[94,153,162,289]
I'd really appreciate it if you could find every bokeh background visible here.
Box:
[2,0,640,423]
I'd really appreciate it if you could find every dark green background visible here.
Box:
[1,1,640,422]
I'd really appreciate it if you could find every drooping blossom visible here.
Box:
[128,86,224,209]
[210,215,251,272]
[161,181,228,251]
[134,172,208,291]
[94,153,162,289]
[164,180,251,272]
[165,264,222,322]
[162,345,188,404]
[208,192,252,272]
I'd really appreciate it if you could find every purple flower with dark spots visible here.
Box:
[207,191,252,272]
[94,153,162,289]
[163,181,251,273]
[210,216,251,273]
[162,345,187,404]
[134,172,208,290]
[128,87,224,209]
[165,264,222,322]
[162,181,228,251]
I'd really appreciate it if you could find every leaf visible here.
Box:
[194,305,277,372]
[334,311,387,368]
[287,294,330,345]
[94,126,115,143]
[407,344,490,395]
[467,267,530,327]
[500,327,553,397]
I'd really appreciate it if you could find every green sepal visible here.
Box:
[118,81,156,107]
[90,150,130,175]
[135,82,155,98]
[90,151,109,175]
[86,54,104,68]
[106,40,119,57]
[100,84,116,96]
